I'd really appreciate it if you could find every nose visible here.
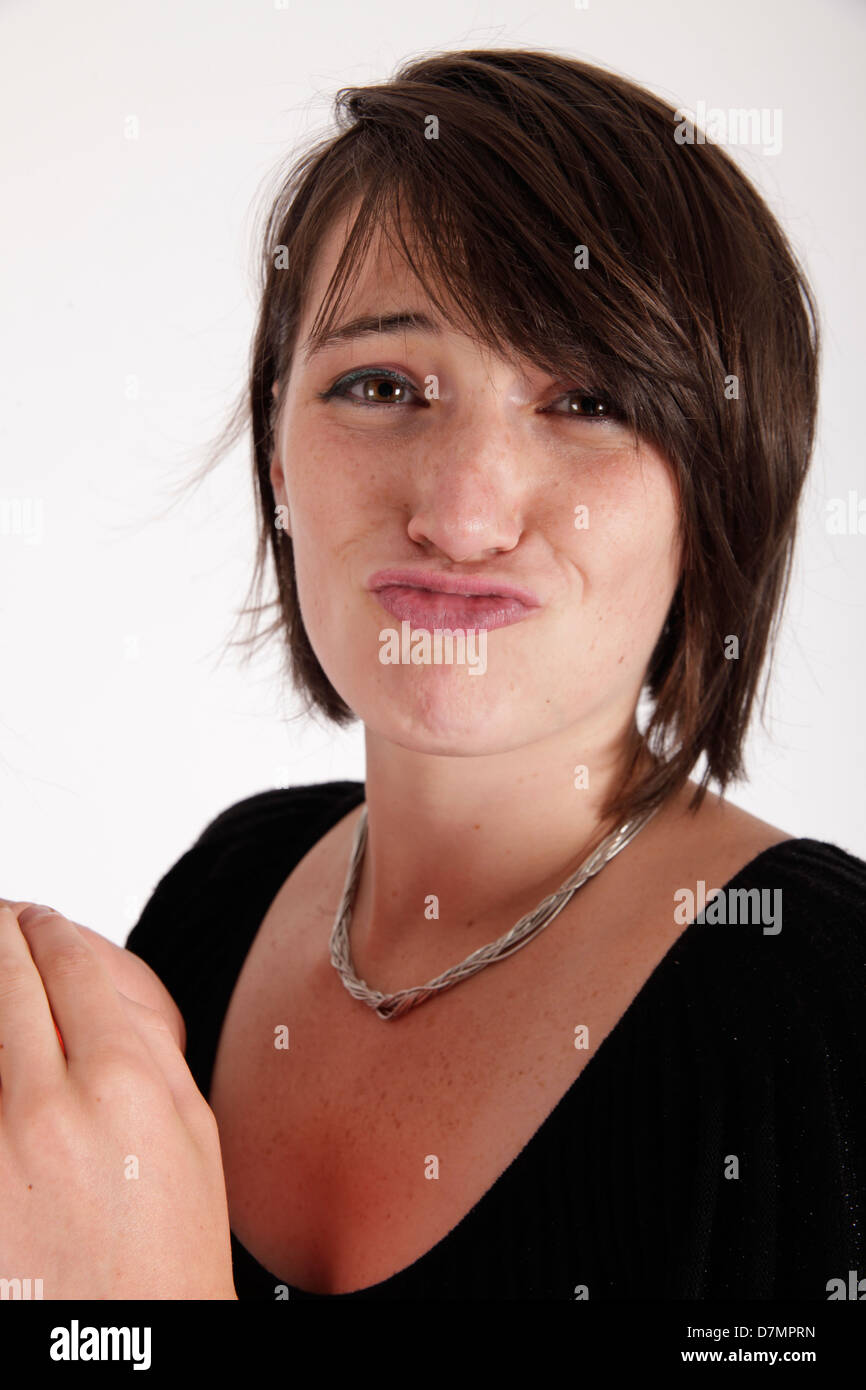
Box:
[405,416,527,562]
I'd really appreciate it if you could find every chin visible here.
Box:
[351,679,549,756]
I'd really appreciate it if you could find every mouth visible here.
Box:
[366,567,542,633]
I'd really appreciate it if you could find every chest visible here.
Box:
[207,868,686,1296]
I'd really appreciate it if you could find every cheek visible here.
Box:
[282,423,386,541]
[566,458,681,629]
[283,455,374,663]
[283,452,332,527]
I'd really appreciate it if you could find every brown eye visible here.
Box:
[566,393,609,416]
[318,369,422,407]
[360,376,410,403]
[544,389,623,422]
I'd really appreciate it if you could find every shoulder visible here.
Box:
[692,833,866,974]
[132,779,363,905]
[667,787,866,955]
[730,835,866,938]
[744,835,866,1017]
[124,779,364,965]
[669,835,866,1072]
[634,835,866,1296]
[192,779,365,858]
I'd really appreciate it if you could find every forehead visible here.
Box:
[296,196,482,357]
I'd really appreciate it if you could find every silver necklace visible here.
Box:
[329,799,663,1020]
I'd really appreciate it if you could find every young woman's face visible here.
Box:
[271,205,683,756]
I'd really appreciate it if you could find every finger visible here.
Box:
[18,903,84,933]
[0,905,68,1102]
[17,909,149,1077]
[0,899,47,915]
[117,993,218,1141]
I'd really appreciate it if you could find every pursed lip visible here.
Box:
[366,567,542,607]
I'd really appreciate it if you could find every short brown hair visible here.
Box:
[199,47,819,826]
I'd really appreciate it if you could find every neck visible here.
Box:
[347,710,656,973]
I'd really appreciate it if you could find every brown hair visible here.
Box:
[196,47,819,827]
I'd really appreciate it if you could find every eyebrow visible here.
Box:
[301,311,442,364]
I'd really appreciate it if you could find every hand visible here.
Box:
[0,898,186,1052]
[0,903,237,1299]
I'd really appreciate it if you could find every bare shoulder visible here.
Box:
[644,783,800,889]
[685,785,794,849]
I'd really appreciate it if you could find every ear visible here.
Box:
[269,379,293,537]
[270,454,291,538]
[269,449,285,505]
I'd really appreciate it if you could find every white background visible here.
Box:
[1,0,864,942]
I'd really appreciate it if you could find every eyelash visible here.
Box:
[316,367,623,421]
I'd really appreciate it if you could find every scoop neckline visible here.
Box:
[225,788,812,1298]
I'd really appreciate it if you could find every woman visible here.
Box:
[3,48,865,1301]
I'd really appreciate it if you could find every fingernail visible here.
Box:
[19,904,57,923]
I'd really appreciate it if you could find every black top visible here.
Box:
[125,780,866,1300]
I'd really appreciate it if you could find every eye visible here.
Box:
[317,371,623,421]
[317,368,422,407]
[544,390,623,421]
